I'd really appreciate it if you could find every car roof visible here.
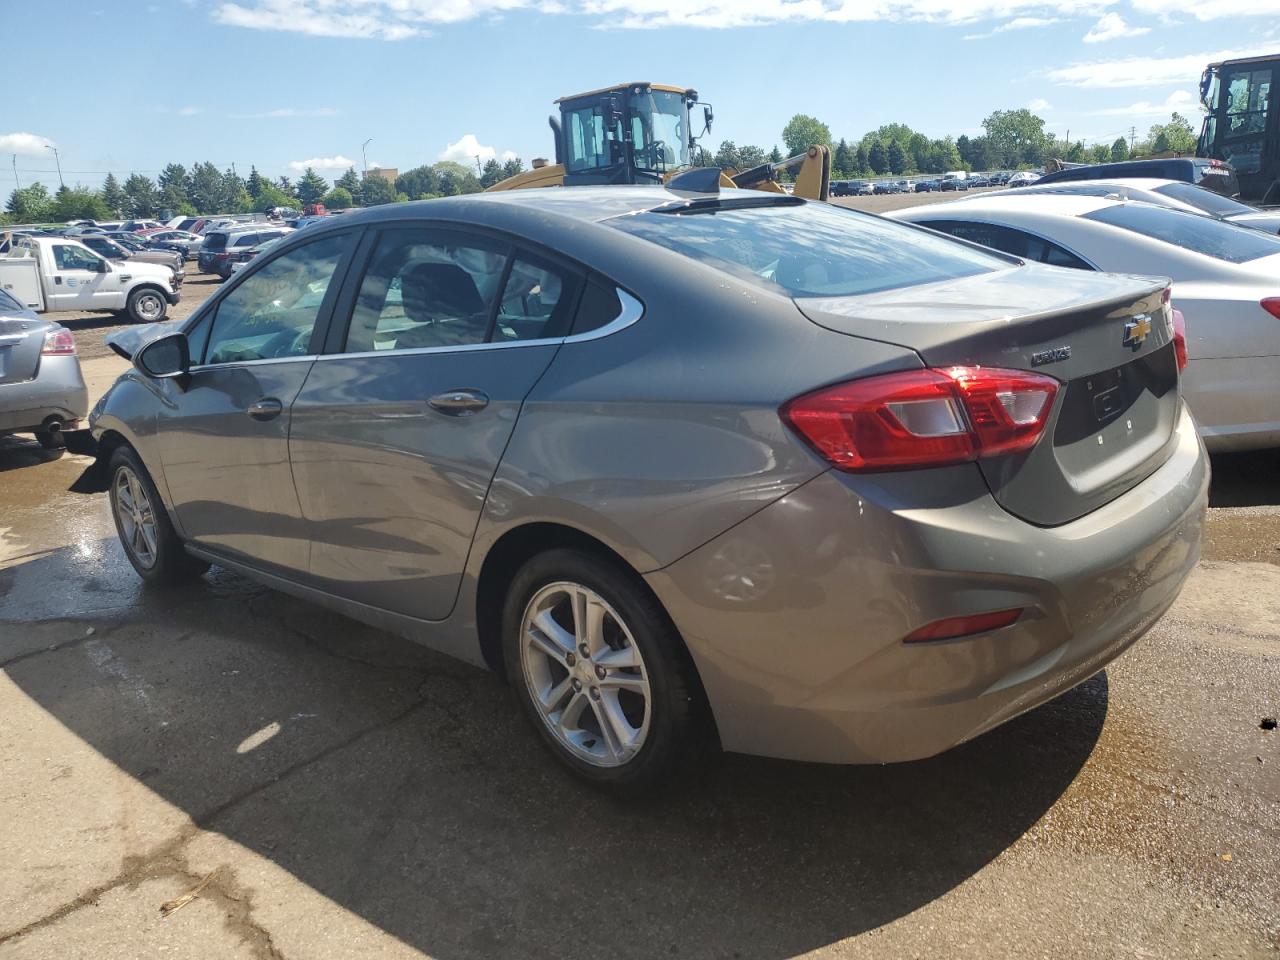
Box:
[894,192,1120,220]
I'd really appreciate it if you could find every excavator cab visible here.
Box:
[551,83,709,186]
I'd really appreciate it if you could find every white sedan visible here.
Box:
[890,193,1280,451]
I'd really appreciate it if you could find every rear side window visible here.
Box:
[1085,203,1280,263]
[493,256,582,342]
[0,288,23,312]
[234,234,260,247]
[610,202,1004,298]
[918,220,1093,270]
[573,276,624,334]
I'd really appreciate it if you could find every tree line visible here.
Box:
[3,156,527,225]
[3,106,1200,225]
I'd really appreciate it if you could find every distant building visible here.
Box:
[368,167,398,183]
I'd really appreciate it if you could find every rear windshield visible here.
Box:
[204,233,229,251]
[1151,182,1255,218]
[609,202,1004,297]
[1085,203,1280,263]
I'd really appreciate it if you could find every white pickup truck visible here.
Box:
[0,236,180,323]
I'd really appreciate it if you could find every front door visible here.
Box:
[155,231,355,576]
[45,243,110,311]
[289,226,582,620]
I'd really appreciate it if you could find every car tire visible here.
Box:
[107,445,209,584]
[126,286,167,324]
[35,429,64,450]
[502,547,709,793]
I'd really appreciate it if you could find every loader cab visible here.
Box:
[1198,56,1279,204]
[554,84,707,186]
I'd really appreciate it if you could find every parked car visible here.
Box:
[165,216,208,233]
[891,193,1280,450]
[0,287,88,448]
[74,234,185,285]
[145,229,205,258]
[1007,171,1041,187]
[998,178,1280,234]
[856,180,875,195]
[915,178,939,192]
[118,219,163,233]
[1,236,179,322]
[830,180,853,197]
[940,175,969,191]
[872,181,900,195]
[198,226,293,277]
[72,187,1206,790]
[1036,157,1240,198]
[228,237,285,274]
[968,175,991,188]
[896,180,914,193]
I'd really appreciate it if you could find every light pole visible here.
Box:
[45,145,64,189]
[10,154,18,191]
[362,139,373,175]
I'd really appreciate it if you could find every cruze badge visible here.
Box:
[1031,346,1071,366]
[1124,314,1153,349]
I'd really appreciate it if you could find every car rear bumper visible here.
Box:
[0,356,90,434]
[646,403,1208,764]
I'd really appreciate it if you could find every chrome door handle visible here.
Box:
[428,389,489,416]
[247,397,283,421]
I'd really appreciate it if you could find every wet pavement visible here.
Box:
[0,437,1277,959]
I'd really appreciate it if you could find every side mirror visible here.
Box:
[135,332,190,381]
[702,105,714,136]
[97,259,111,272]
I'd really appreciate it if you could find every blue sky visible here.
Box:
[3,0,1278,191]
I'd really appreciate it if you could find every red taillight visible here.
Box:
[904,608,1025,643]
[1170,307,1188,371]
[1262,298,1280,322]
[41,328,75,355]
[780,366,1059,472]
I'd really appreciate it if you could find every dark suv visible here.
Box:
[198,228,292,278]
[1034,157,1241,198]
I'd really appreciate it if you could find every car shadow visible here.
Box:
[1208,447,1280,507]
[1,537,1109,959]
[0,434,63,471]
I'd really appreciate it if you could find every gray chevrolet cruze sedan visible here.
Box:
[75,187,1208,790]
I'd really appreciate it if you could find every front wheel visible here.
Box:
[108,446,209,584]
[126,287,167,324]
[502,548,709,792]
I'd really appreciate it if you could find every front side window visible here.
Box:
[610,202,1006,298]
[1085,203,1280,263]
[53,244,103,271]
[344,229,507,352]
[203,233,351,365]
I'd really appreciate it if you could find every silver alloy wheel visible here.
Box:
[519,581,651,767]
[135,292,164,321]
[114,466,158,569]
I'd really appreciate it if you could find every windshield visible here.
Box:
[610,202,1005,298]
[1152,181,1256,218]
[1085,203,1280,263]
[629,90,689,172]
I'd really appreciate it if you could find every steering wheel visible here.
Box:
[260,327,311,358]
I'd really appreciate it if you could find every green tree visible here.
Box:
[867,139,889,175]
[322,186,354,209]
[833,138,853,178]
[252,183,295,213]
[188,162,227,213]
[100,173,126,216]
[431,162,481,196]
[157,163,189,212]
[1089,143,1111,164]
[246,166,268,199]
[122,174,159,217]
[1149,112,1196,154]
[982,108,1052,167]
[887,140,907,175]
[335,167,361,204]
[500,157,524,180]
[360,172,397,206]
[737,145,766,169]
[768,145,783,165]
[6,183,54,222]
[713,140,742,170]
[52,185,110,222]
[479,158,504,189]
[1111,137,1129,162]
[781,114,832,157]
[277,176,294,194]
[295,167,330,205]
[855,142,870,174]
[395,165,439,199]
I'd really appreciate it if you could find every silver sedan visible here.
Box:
[0,288,89,448]
[892,193,1280,451]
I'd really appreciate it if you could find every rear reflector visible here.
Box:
[904,608,1024,643]
[1170,307,1188,371]
[780,366,1059,472]
[1262,298,1280,322]
[42,328,76,355]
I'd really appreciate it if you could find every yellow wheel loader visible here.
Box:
[486,82,830,200]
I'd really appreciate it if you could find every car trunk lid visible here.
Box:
[797,265,1180,526]
[0,316,48,385]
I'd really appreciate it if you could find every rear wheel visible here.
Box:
[502,548,708,792]
[126,287,167,324]
[108,446,208,584]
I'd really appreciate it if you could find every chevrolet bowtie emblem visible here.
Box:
[1123,314,1152,349]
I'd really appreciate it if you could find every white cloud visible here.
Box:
[963,15,1060,39]
[1088,88,1195,116]
[1083,12,1149,42]
[440,133,504,164]
[0,132,55,156]
[177,105,201,116]
[231,107,339,119]
[1129,0,1280,20]
[1046,46,1277,87]
[288,155,356,172]
[1028,97,1052,110]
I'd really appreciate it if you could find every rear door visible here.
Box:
[155,231,356,575]
[288,225,582,620]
